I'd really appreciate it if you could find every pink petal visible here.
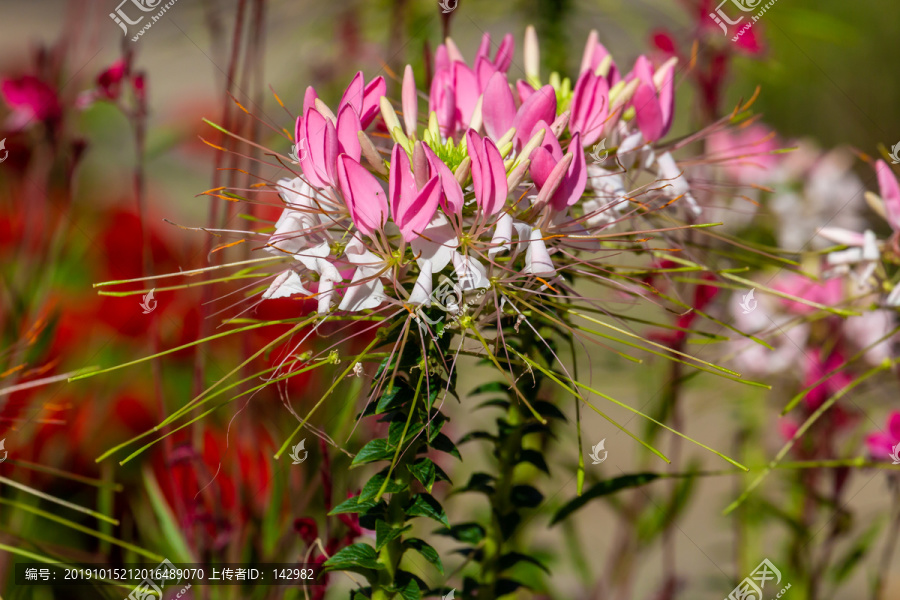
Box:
[476,32,492,64]
[516,80,535,104]
[302,108,338,188]
[867,432,895,458]
[361,76,386,129]
[656,61,675,136]
[513,85,557,151]
[337,154,388,237]
[569,71,609,147]
[339,72,365,118]
[302,86,319,115]
[397,176,441,242]
[632,82,664,142]
[389,143,417,219]
[629,55,655,88]
[434,44,450,74]
[429,71,457,137]
[482,137,508,216]
[482,72,517,141]
[424,143,464,214]
[452,62,480,127]
[402,65,418,136]
[876,160,900,231]
[336,104,362,161]
[474,56,496,92]
[552,133,588,211]
[494,34,514,72]
[530,147,556,190]
[889,411,900,441]
[468,131,508,217]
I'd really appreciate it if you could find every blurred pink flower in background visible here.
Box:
[866,412,900,460]
[1,75,61,129]
[707,123,781,184]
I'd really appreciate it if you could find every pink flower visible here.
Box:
[802,348,852,410]
[338,72,386,130]
[706,124,780,184]
[530,127,587,211]
[337,155,388,238]
[568,70,609,147]
[295,104,361,189]
[866,412,900,460]
[512,85,557,150]
[772,273,843,315]
[1,75,62,129]
[389,144,440,242]
[579,30,621,85]
[875,160,900,232]
[466,130,508,217]
[627,55,675,142]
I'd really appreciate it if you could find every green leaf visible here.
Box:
[375,521,411,551]
[831,522,881,583]
[389,420,424,447]
[460,472,495,494]
[497,552,550,574]
[322,543,384,574]
[407,458,437,493]
[435,522,485,545]
[330,495,377,515]
[495,579,524,596]
[430,432,462,459]
[532,400,566,422]
[360,470,405,503]
[510,485,543,508]
[518,449,549,473]
[391,572,424,600]
[405,493,449,527]
[457,430,496,445]
[142,469,197,564]
[351,439,395,467]
[403,538,444,574]
[375,385,404,414]
[551,473,661,525]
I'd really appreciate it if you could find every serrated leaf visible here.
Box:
[551,473,661,525]
[510,485,543,508]
[403,538,444,574]
[518,449,549,473]
[460,472,495,494]
[376,385,404,414]
[391,572,424,600]
[407,458,437,493]
[329,496,377,516]
[497,552,549,573]
[389,420,424,447]
[351,439,395,467]
[435,522,485,545]
[360,470,405,503]
[322,543,384,574]
[430,433,461,459]
[405,493,449,527]
[375,521,410,551]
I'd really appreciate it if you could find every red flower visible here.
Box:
[1,75,62,129]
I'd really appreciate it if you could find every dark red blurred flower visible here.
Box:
[294,517,319,545]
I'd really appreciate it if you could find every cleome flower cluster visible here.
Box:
[260,27,702,329]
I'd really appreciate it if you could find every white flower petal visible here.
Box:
[263,270,310,300]
[295,241,332,271]
[489,213,513,258]
[656,152,701,216]
[338,268,386,312]
[412,212,459,273]
[524,228,556,276]
[451,253,489,290]
[408,260,434,306]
